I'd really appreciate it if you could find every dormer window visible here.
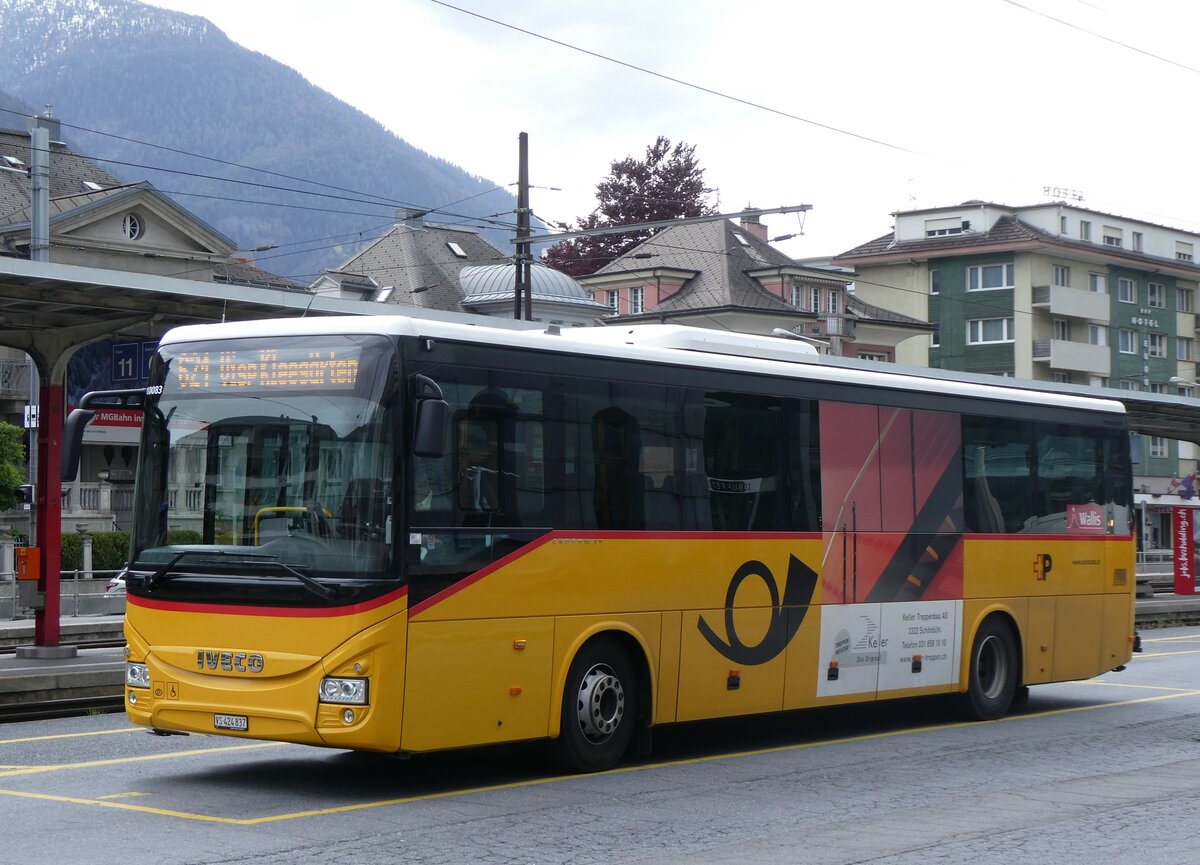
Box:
[0,154,24,172]
[446,241,467,258]
[925,217,967,237]
[81,180,103,192]
[121,213,143,241]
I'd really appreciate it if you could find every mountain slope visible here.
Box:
[0,0,518,282]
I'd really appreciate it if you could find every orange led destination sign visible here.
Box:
[173,348,360,391]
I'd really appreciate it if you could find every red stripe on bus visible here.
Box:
[127,585,408,618]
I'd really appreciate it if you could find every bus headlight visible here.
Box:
[319,677,368,705]
[126,662,151,689]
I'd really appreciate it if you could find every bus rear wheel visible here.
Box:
[553,638,636,773]
[961,616,1018,720]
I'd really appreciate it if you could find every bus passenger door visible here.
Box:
[815,402,884,702]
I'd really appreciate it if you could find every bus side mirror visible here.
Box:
[411,373,447,458]
[60,408,96,481]
[414,398,447,458]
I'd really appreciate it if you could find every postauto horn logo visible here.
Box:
[698,555,819,665]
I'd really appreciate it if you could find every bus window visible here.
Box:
[1033,423,1102,534]
[962,417,1034,534]
[696,392,818,532]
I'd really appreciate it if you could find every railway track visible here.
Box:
[0,693,124,723]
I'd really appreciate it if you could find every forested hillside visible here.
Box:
[0,0,519,282]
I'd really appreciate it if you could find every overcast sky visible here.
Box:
[147,0,1200,260]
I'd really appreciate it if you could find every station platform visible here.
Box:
[2,597,1200,717]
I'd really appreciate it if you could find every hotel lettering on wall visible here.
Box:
[1173,507,1200,595]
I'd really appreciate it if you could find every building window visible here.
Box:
[1102,226,1122,247]
[1179,337,1195,361]
[925,217,966,237]
[1053,372,1070,384]
[121,212,143,241]
[929,269,940,295]
[930,327,940,348]
[1118,380,1138,391]
[1052,265,1070,287]
[606,290,620,315]
[1148,282,1166,308]
[1178,287,1194,312]
[1180,385,1195,398]
[1088,272,1106,293]
[1118,328,1137,353]
[810,287,821,314]
[1080,221,1091,241]
[1132,231,1143,251]
[828,290,841,316]
[630,286,644,315]
[967,263,1015,291]
[858,351,889,362]
[1059,215,1068,234]
[1150,436,1168,459]
[1088,324,1107,346]
[791,283,803,307]
[1118,277,1137,304]
[1147,333,1166,358]
[1149,382,1167,394]
[1052,319,1070,340]
[1178,241,1194,262]
[966,317,1014,344]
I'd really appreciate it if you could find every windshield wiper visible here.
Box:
[141,549,336,600]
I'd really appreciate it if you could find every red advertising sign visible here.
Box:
[1173,506,1199,595]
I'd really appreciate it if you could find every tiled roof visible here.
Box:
[846,295,933,330]
[0,183,135,226]
[321,221,510,313]
[213,259,307,291]
[592,219,802,314]
[0,128,124,222]
[834,215,1047,262]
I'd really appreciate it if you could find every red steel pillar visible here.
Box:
[32,382,63,646]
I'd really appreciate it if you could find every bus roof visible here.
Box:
[159,315,1125,418]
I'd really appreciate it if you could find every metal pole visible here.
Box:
[515,132,531,320]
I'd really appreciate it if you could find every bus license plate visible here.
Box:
[213,713,248,731]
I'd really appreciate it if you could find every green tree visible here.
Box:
[543,137,718,277]
[0,422,26,511]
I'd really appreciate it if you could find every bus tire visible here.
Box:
[553,638,636,773]
[961,616,1018,721]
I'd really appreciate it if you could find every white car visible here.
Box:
[105,574,126,594]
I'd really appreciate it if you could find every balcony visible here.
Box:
[1031,339,1111,375]
[1031,285,1110,323]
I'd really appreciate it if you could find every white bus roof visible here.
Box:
[159,315,1124,417]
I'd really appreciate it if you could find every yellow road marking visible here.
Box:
[0,727,142,746]
[0,741,286,780]
[2,688,1199,825]
[1141,637,1200,644]
[98,792,149,800]
[1136,649,1200,658]
[1063,680,1199,692]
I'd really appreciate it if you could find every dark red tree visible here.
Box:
[543,137,717,277]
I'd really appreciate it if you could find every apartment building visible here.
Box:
[835,200,1200,551]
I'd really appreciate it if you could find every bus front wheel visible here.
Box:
[553,638,636,773]
[961,616,1018,720]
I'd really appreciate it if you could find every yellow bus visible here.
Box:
[63,315,1135,771]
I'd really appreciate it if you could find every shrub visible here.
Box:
[60,528,203,573]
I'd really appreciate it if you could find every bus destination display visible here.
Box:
[173,348,360,391]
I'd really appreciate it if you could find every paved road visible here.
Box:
[2,628,1199,865]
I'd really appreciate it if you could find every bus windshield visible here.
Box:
[129,334,397,587]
